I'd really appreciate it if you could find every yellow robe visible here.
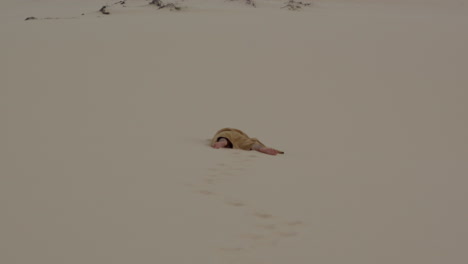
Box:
[211,128,284,154]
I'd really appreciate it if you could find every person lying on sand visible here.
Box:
[211,128,284,156]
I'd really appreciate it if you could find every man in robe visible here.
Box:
[211,128,284,156]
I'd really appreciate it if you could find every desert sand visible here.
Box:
[1,0,467,263]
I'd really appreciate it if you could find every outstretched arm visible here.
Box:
[252,143,280,156]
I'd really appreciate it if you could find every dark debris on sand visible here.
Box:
[24,0,311,21]
[149,0,182,11]
[228,0,256,8]
[149,0,164,7]
[281,0,311,10]
[245,0,256,7]
[99,6,110,15]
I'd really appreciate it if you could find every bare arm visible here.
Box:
[252,143,280,155]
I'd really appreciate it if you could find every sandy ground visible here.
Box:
[1,0,468,263]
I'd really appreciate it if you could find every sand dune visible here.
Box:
[1,0,467,263]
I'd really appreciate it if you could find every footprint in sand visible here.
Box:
[285,220,304,227]
[203,178,216,184]
[241,233,266,240]
[277,231,299,238]
[246,218,305,249]
[219,247,244,252]
[253,211,274,219]
[225,199,246,207]
[257,223,277,230]
[197,190,216,195]
[231,167,246,172]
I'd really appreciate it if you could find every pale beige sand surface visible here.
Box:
[1,1,468,263]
